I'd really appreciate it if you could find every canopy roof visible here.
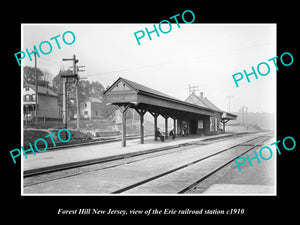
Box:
[104,77,234,119]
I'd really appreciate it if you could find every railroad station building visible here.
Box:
[103,77,237,146]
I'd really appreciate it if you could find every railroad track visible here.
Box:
[23,132,248,178]
[115,135,272,194]
[23,132,273,194]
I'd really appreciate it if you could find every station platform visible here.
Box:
[23,133,238,175]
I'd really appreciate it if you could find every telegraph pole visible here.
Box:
[75,65,85,131]
[245,106,248,124]
[34,49,38,125]
[188,85,199,95]
[240,106,244,124]
[62,76,67,128]
[226,96,233,112]
[240,106,248,124]
[75,81,80,131]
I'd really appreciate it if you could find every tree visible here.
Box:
[99,103,118,119]
[51,69,65,108]
[51,70,113,119]
[23,66,51,87]
[42,69,53,86]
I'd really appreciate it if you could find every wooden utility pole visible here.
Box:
[34,50,38,125]
[227,96,233,112]
[75,65,85,131]
[62,77,67,128]
[75,82,80,131]
[240,106,248,124]
[188,85,199,95]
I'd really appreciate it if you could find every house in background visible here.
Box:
[23,83,61,121]
[79,97,103,119]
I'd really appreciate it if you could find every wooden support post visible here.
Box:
[173,118,176,137]
[119,104,131,147]
[178,119,181,136]
[149,112,159,141]
[122,110,126,147]
[140,113,144,143]
[221,119,230,133]
[164,116,168,139]
[154,115,158,141]
[135,109,147,144]
[186,120,190,136]
[180,120,183,136]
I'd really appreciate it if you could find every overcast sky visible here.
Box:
[22,23,276,113]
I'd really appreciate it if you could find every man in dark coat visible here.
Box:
[169,129,175,140]
[155,128,165,142]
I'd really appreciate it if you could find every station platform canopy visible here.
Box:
[103,77,237,146]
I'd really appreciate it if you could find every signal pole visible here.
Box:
[62,54,79,130]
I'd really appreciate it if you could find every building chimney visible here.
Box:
[199,92,203,98]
